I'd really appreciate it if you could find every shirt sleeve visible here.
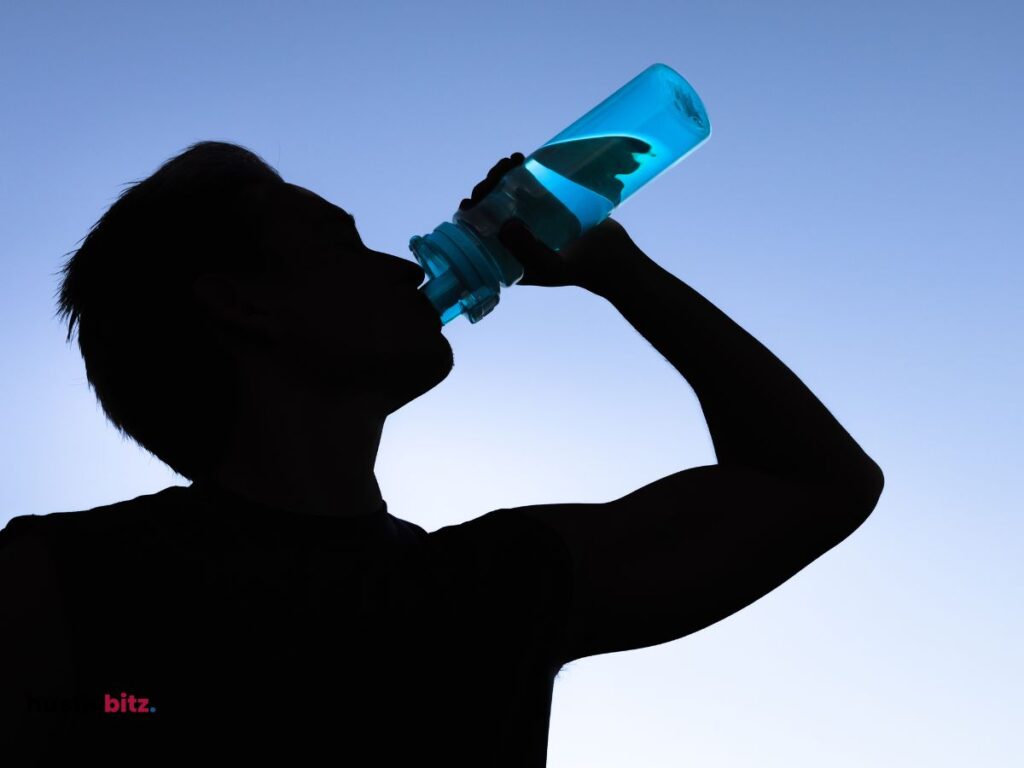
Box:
[428,508,575,669]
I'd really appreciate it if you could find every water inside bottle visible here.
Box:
[444,134,662,294]
[517,133,659,247]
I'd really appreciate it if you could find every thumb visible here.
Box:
[499,218,543,259]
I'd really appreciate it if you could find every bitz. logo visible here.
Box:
[104,691,156,714]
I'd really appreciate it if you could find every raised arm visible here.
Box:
[472,154,884,665]
[578,236,884,501]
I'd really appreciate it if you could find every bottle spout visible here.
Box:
[410,223,504,325]
[419,269,462,324]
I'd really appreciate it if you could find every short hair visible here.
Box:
[57,140,286,480]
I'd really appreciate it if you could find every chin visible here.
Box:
[397,337,454,407]
[359,335,454,413]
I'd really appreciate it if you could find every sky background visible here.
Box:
[2,1,1021,765]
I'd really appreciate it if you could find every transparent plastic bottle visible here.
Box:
[410,62,711,326]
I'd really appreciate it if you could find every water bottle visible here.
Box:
[410,62,711,326]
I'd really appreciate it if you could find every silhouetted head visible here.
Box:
[57,141,452,481]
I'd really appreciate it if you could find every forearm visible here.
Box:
[590,248,883,504]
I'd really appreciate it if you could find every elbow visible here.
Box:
[865,457,885,506]
[845,457,885,520]
[815,455,884,529]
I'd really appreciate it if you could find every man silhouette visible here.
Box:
[0,141,883,766]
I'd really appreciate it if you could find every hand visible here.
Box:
[461,152,647,292]
[498,215,642,293]
[459,152,526,212]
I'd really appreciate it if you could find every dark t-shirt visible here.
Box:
[0,483,574,766]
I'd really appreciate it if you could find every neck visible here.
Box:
[208,363,387,519]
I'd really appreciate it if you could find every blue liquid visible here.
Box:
[521,133,658,246]
[454,133,667,262]
[411,63,711,325]
[522,156,614,237]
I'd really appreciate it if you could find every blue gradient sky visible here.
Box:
[2,1,1021,765]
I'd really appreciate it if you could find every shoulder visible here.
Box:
[428,507,571,559]
[423,508,575,664]
[425,507,574,605]
[0,485,193,555]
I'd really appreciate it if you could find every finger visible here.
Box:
[498,217,524,243]
[469,164,507,202]
[494,152,524,172]
[462,154,526,211]
[498,218,544,259]
[480,157,514,187]
[482,153,525,189]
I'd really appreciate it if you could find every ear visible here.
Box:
[191,273,283,343]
